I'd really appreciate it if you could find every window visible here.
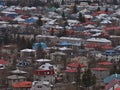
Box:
[37,85,42,88]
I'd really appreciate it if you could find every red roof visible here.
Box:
[65,68,84,73]
[12,81,32,88]
[67,62,86,68]
[98,61,113,65]
[34,70,55,76]
[0,16,13,21]
[104,26,120,31]
[85,43,98,48]
[82,21,96,25]
[21,15,30,19]
[0,60,9,65]
[101,45,113,50]
[15,9,23,13]
[91,67,108,71]
[115,87,120,90]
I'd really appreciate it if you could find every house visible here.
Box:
[102,50,120,62]
[34,63,56,83]
[86,38,112,46]
[91,67,109,80]
[0,45,18,64]
[50,51,66,70]
[30,81,52,90]
[36,35,58,44]
[104,74,120,90]
[20,49,36,63]
[65,62,86,81]
[7,75,26,87]
[59,37,84,47]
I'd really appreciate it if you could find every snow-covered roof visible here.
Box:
[60,37,82,41]
[86,38,111,43]
[20,49,36,52]
[38,63,56,70]
[11,69,27,74]
[36,59,51,62]
[7,75,26,79]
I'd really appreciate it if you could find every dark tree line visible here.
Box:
[75,66,96,90]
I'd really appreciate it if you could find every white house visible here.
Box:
[34,63,56,83]
[59,37,84,46]
[30,81,52,90]
[20,49,36,62]
[86,38,112,45]
[102,50,120,62]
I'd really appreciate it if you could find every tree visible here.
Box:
[74,0,79,4]
[73,4,78,13]
[113,0,118,5]
[50,28,55,36]
[97,7,100,12]
[105,7,108,12]
[36,43,45,59]
[61,0,65,5]
[62,11,65,20]
[82,69,94,88]
[78,12,83,22]
[110,65,118,74]
[75,65,81,90]
[36,15,43,27]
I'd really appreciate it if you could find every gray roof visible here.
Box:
[7,75,26,80]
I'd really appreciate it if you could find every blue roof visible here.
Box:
[104,74,120,84]
[0,1,5,6]
[73,26,85,31]
[58,41,72,46]
[25,18,37,23]
[103,50,119,56]
[32,42,47,49]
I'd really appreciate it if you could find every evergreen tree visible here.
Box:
[20,36,27,49]
[50,28,54,36]
[82,69,93,88]
[74,0,79,4]
[36,15,43,27]
[61,0,65,5]
[62,27,67,36]
[4,33,9,44]
[110,65,118,74]
[97,7,100,12]
[75,65,81,90]
[113,0,118,5]
[62,11,65,20]
[82,16,86,23]
[36,43,45,59]
[16,34,20,43]
[73,4,78,13]
[91,74,96,85]
[78,12,83,22]
[26,39,33,49]
[105,7,108,12]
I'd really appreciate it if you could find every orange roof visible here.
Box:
[12,81,32,88]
